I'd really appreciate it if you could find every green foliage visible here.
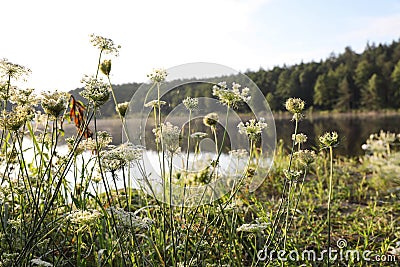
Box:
[71,39,400,117]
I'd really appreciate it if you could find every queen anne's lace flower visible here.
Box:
[80,75,110,107]
[0,58,31,81]
[41,90,70,117]
[31,258,53,267]
[10,88,38,107]
[190,132,208,139]
[66,137,85,155]
[116,102,129,117]
[67,209,101,226]
[203,113,219,128]
[183,97,198,111]
[101,143,143,172]
[144,100,167,108]
[319,131,339,148]
[147,68,167,83]
[90,34,121,56]
[84,131,113,151]
[236,222,269,233]
[294,149,316,166]
[229,149,249,159]
[285,98,305,114]
[292,133,308,145]
[212,81,250,108]
[0,105,33,131]
[152,122,181,153]
[237,118,267,140]
[108,207,153,230]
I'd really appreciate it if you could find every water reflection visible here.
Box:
[62,114,400,156]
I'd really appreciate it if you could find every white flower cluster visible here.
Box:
[362,130,398,155]
[0,105,33,131]
[190,132,208,139]
[0,58,31,81]
[229,149,249,159]
[108,207,153,231]
[294,149,316,167]
[10,87,38,107]
[183,96,198,111]
[319,131,339,148]
[83,131,113,151]
[144,99,167,108]
[153,122,181,153]
[67,209,101,226]
[41,90,70,117]
[101,143,143,172]
[212,81,251,108]
[31,258,53,267]
[80,75,110,107]
[147,68,167,83]
[89,34,121,56]
[236,221,269,233]
[292,133,308,145]
[237,118,267,140]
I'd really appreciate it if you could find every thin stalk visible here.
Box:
[327,145,333,267]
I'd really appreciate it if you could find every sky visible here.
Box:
[1,0,400,91]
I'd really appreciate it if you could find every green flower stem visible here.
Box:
[327,145,333,267]
[106,75,128,140]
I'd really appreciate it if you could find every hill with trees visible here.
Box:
[70,39,400,117]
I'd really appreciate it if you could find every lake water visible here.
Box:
[63,113,400,157]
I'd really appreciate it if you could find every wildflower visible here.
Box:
[10,87,38,106]
[84,131,113,151]
[80,75,110,107]
[229,149,249,159]
[0,105,33,131]
[101,143,143,172]
[292,133,308,145]
[0,58,31,81]
[294,149,316,167]
[237,118,268,141]
[41,90,70,117]
[31,258,53,267]
[108,207,153,230]
[183,96,198,111]
[285,98,305,114]
[144,99,167,108]
[361,144,369,150]
[147,68,167,83]
[212,81,250,108]
[236,222,269,233]
[89,34,121,56]
[0,82,12,100]
[67,209,101,225]
[100,59,112,76]
[116,102,129,117]
[203,112,219,128]
[66,137,85,155]
[283,169,302,181]
[190,132,208,139]
[319,131,339,148]
[153,122,181,153]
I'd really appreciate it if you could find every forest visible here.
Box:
[69,39,400,116]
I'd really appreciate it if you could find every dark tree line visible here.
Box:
[246,39,400,111]
[70,39,400,117]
